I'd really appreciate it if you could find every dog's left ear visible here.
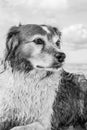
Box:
[53,27,61,39]
[5,26,20,61]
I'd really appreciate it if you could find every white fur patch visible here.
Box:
[41,26,50,34]
[53,35,59,43]
[29,53,53,68]
[0,68,62,129]
[79,100,84,114]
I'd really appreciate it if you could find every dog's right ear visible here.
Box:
[53,27,61,39]
[5,26,20,61]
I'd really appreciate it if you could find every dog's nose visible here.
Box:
[55,52,66,62]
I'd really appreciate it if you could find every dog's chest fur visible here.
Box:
[1,69,62,128]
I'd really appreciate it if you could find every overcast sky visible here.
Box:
[0,0,87,63]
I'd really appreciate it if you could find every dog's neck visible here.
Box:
[2,61,63,86]
[13,68,63,83]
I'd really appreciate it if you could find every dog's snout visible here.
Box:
[55,52,66,62]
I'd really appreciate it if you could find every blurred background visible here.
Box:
[0,0,87,74]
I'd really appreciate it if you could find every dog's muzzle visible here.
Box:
[55,52,66,63]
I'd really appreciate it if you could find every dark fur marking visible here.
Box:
[40,71,54,80]
[5,26,20,63]
[0,120,20,130]
[10,58,33,72]
[19,24,46,37]
[51,71,87,130]
[5,44,34,72]
[5,26,34,72]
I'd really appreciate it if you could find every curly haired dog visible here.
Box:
[0,24,87,130]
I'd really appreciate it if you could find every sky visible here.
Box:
[0,0,87,63]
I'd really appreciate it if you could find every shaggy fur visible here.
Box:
[51,71,87,130]
[0,67,62,130]
[0,24,87,130]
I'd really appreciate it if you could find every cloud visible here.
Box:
[4,0,67,10]
[2,0,35,6]
[0,0,68,36]
[62,24,87,50]
[68,0,87,11]
[39,0,67,9]
[61,24,87,63]
[0,0,68,27]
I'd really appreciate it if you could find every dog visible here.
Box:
[0,24,87,130]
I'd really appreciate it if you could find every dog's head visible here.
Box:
[5,24,66,72]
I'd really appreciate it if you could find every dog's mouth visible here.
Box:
[36,62,63,70]
[36,65,44,68]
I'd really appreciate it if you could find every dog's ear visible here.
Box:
[5,26,20,61]
[53,27,61,39]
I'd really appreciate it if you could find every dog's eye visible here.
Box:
[56,40,60,47]
[33,38,45,45]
